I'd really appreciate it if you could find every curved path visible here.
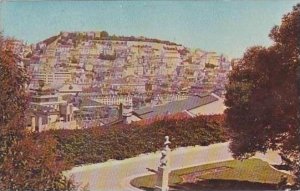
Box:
[64,142,282,191]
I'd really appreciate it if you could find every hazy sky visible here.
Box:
[1,0,299,58]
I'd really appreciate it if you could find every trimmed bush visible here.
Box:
[38,115,228,166]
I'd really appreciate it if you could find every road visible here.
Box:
[64,142,282,191]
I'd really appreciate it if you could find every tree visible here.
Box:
[225,4,300,187]
[100,31,109,38]
[0,135,75,190]
[0,35,75,190]
[0,36,28,164]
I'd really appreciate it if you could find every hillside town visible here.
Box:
[1,1,299,191]
[7,31,231,132]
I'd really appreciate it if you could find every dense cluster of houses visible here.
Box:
[7,32,232,132]
[25,31,231,97]
[26,87,226,132]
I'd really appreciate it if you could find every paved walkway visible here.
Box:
[64,142,282,191]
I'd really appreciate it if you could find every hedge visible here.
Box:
[37,115,228,166]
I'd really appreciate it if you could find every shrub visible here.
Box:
[39,115,228,166]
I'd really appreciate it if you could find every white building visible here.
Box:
[31,71,72,87]
[93,95,133,106]
[28,91,78,132]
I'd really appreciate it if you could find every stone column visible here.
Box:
[31,116,36,132]
[37,116,43,132]
[155,136,171,191]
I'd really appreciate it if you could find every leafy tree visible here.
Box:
[100,31,109,38]
[111,34,119,40]
[0,35,74,190]
[0,36,28,164]
[1,135,75,191]
[225,4,300,187]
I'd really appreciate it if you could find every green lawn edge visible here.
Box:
[130,158,294,190]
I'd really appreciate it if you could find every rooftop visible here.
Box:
[133,94,218,119]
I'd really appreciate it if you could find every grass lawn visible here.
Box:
[131,158,294,190]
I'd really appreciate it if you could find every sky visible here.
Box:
[1,0,299,58]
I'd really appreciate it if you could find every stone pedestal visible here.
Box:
[154,136,171,191]
[154,166,169,191]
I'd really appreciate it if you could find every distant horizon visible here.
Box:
[1,0,299,58]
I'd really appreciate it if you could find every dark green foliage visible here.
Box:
[226,3,300,158]
[131,158,290,190]
[0,35,75,190]
[0,36,29,166]
[205,63,216,69]
[1,135,75,191]
[100,31,109,38]
[42,35,59,46]
[99,52,116,60]
[58,31,181,46]
[40,115,227,166]
[225,4,300,187]
[171,180,277,191]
